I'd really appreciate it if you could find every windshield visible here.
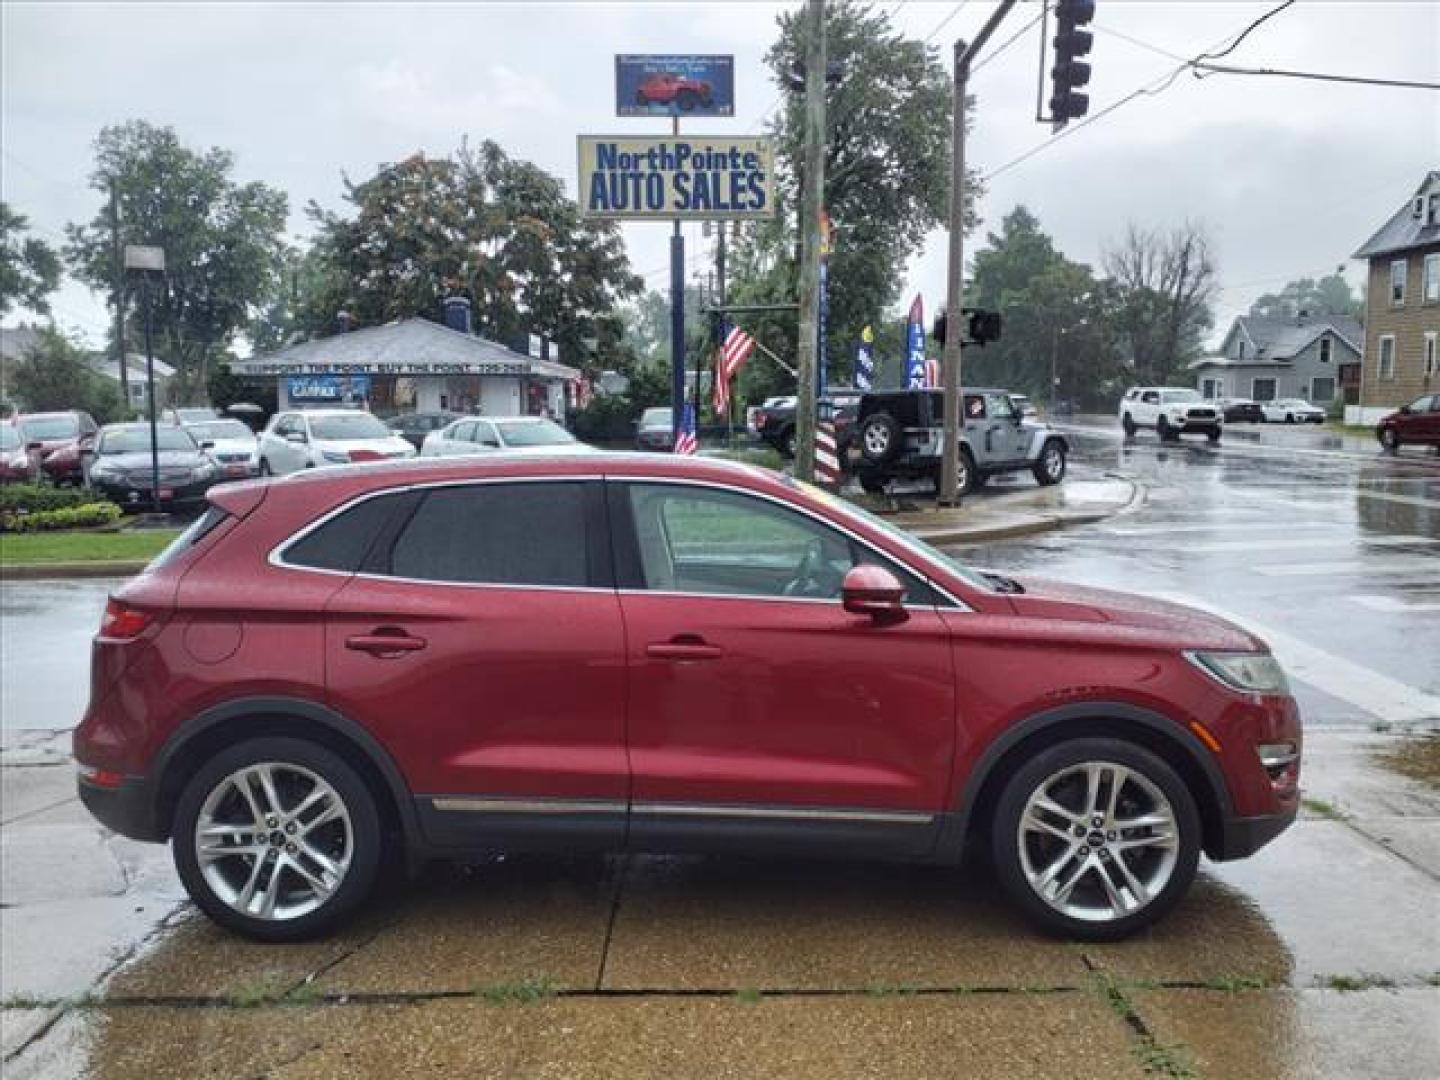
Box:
[187,420,253,441]
[0,427,20,450]
[309,413,389,440]
[1160,390,1202,404]
[640,408,672,427]
[98,426,197,454]
[18,416,78,440]
[495,419,576,447]
[792,479,992,593]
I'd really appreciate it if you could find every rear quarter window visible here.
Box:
[281,492,414,573]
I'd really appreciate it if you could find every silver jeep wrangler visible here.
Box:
[850,388,1069,496]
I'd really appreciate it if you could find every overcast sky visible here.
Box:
[3,1,1437,352]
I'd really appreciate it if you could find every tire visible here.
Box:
[1121,414,1136,437]
[258,457,273,476]
[171,736,383,941]
[1379,427,1399,454]
[858,412,902,465]
[990,737,1201,941]
[782,427,797,458]
[948,447,976,497]
[1032,439,1066,485]
[1285,414,1295,424]
[1206,427,1221,444]
[858,472,887,496]
[1156,416,1178,442]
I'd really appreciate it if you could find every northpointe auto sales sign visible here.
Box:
[577,136,775,220]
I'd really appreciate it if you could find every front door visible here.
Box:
[611,480,957,857]
[323,479,628,849]
[986,392,1030,462]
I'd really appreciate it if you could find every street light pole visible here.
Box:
[793,0,826,483]
[124,245,166,515]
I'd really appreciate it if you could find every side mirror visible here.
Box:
[201,440,216,450]
[841,565,908,622]
[284,431,307,444]
[25,441,43,453]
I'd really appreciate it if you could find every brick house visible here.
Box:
[1349,171,1440,424]
[1190,313,1361,406]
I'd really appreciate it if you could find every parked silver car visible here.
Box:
[420,416,591,457]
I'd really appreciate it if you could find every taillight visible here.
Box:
[99,599,154,640]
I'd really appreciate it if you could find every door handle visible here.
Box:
[345,629,427,656]
[646,635,723,661]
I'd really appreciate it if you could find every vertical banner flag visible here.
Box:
[855,325,875,390]
[673,401,698,455]
[712,321,756,415]
[905,294,927,388]
[817,211,832,399]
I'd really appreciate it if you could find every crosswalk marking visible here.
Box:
[1153,592,1440,725]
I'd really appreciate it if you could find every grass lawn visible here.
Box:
[0,528,181,566]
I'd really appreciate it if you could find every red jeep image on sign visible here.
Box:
[74,453,1300,943]
[636,72,713,110]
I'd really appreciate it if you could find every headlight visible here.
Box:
[192,463,219,481]
[90,462,122,479]
[321,450,351,464]
[1186,651,1290,694]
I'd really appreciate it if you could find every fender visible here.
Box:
[152,695,424,851]
[1025,429,1069,459]
[931,701,1232,863]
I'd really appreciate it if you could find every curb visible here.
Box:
[1,560,148,581]
[908,476,1144,547]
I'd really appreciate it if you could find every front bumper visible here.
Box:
[78,775,165,842]
[1209,804,1297,861]
[92,478,214,508]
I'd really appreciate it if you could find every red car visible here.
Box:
[75,454,1300,941]
[1,423,42,482]
[1377,393,1440,452]
[635,72,713,110]
[15,410,99,485]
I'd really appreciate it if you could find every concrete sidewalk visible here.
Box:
[3,727,1436,1078]
[879,475,1142,547]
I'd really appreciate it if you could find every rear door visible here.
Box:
[321,479,628,850]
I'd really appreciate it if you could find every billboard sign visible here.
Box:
[285,374,372,404]
[577,136,775,220]
[616,54,734,117]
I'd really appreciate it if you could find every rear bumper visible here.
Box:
[78,775,165,842]
[1208,804,1297,861]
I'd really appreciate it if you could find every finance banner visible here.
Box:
[577,136,775,220]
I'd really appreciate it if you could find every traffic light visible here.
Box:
[1050,0,1095,129]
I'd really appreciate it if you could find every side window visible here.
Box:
[283,492,412,573]
[1141,391,1160,405]
[986,394,1015,420]
[450,421,475,442]
[388,483,590,587]
[473,421,500,447]
[275,415,297,437]
[964,395,986,420]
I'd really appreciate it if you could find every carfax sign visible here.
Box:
[577,136,775,220]
[616,54,734,117]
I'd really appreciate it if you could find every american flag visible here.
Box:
[925,357,941,388]
[673,402,698,455]
[711,321,757,415]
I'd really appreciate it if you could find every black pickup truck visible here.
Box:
[754,391,863,458]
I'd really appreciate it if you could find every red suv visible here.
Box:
[635,73,713,110]
[1377,394,1440,452]
[75,455,1300,941]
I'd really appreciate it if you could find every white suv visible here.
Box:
[1119,387,1223,442]
[258,409,416,475]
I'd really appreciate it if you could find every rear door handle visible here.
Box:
[646,635,723,661]
[346,629,427,656]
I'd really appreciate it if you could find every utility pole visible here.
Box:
[669,116,686,448]
[794,0,826,483]
[109,182,129,408]
[939,0,1016,506]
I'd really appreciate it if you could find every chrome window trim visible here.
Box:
[431,797,626,816]
[267,471,971,610]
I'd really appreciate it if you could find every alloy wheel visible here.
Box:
[1042,445,1063,480]
[1016,760,1179,923]
[194,762,353,922]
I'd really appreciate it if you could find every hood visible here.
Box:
[95,450,205,469]
[313,435,411,455]
[205,437,258,456]
[1003,576,1263,652]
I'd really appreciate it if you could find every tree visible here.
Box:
[1248,272,1361,320]
[1,203,62,317]
[722,0,980,395]
[300,141,641,373]
[1103,221,1217,385]
[8,325,126,424]
[66,121,289,402]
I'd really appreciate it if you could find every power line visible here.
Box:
[924,0,972,45]
[972,9,1045,75]
[1191,62,1439,91]
[1194,0,1296,65]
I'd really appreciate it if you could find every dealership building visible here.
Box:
[231,299,580,417]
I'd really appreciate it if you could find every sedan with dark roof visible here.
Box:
[83,424,222,509]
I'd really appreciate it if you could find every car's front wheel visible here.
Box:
[1121,414,1136,437]
[1032,440,1066,485]
[1379,427,1399,454]
[991,737,1200,940]
[172,736,383,941]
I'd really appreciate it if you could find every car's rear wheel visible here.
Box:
[258,457,273,476]
[1285,413,1295,424]
[1032,439,1066,485]
[1121,414,1136,437]
[172,736,382,941]
[991,737,1200,940]
[1156,417,1178,442]
[1206,427,1222,443]
[782,427,797,458]
[1379,427,1399,454]
[941,447,976,497]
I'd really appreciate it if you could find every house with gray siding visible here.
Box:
[1189,313,1362,406]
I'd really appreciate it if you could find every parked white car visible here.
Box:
[258,409,416,475]
[1119,386,1223,442]
[1260,398,1326,424]
[182,418,261,479]
[420,416,591,457]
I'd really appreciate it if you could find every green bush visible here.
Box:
[0,502,123,533]
[0,483,98,514]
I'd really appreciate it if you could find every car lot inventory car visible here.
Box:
[1376,393,1440,452]
[1220,398,1265,424]
[258,409,415,475]
[1119,388,1222,442]
[163,406,220,426]
[386,411,461,451]
[1259,398,1325,424]
[15,410,98,484]
[851,388,1068,496]
[182,418,261,479]
[83,423,220,509]
[421,416,589,457]
[0,423,42,482]
[634,406,674,451]
[75,453,1300,942]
